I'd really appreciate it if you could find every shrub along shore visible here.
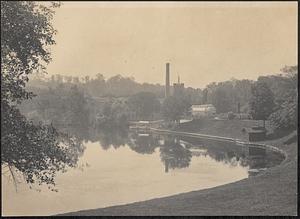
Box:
[60,119,297,216]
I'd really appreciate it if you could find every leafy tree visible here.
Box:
[97,99,129,129]
[234,80,253,110]
[269,66,298,130]
[184,87,202,105]
[2,102,83,189]
[212,84,234,113]
[85,73,106,97]
[66,85,90,126]
[1,1,82,190]
[268,101,297,130]
[127,92,161,120]
[249,81,275,128]
[257,75,292,107]
[162,95,191,123]
[204,79,253,114]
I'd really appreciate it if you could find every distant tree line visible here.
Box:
[20,84,161,129]
[26,65,298,131]
[30,73,166,98]
[19,84,90,128]
[202,79,253,114]
[200,67,297,131]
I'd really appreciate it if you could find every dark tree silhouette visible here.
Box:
[268,66,298,130]
[127,92,161,120]
[1,1,82,190]
[249,81,275,128]
[162,95,191,123]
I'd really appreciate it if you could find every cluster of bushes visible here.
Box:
[222,66,297,132]
[96,100,130,130]
[267,66,297,131]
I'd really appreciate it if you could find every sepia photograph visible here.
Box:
[1,1,298,216]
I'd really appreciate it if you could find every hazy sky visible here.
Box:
[46,1,297,88]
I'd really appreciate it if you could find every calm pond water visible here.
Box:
[2,128,284,216]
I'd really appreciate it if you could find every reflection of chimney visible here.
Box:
[165,63,170,98]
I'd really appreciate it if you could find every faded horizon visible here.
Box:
[46,1,297,88]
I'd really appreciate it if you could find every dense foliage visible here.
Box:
[1,1,59,103]
[20,84,91,127]
[204,79,253,114]
[268,66,298,130]
[29,72,204,102]
[127,92,161,120]
[1,1,82,189]
[97,99,129,129]
[249,81,275,127]
[2,101,83,189]
[162,95,191,123]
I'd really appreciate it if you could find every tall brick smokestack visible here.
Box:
[165,63,170,98]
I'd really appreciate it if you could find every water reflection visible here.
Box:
[2,125,285,216]
[128,132,158,154]
[159,136,192,172]
[180,137,248,167]
[57,125,283,174]
[60,125,129,150]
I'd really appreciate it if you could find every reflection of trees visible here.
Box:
[127,132,158,154]
[59,125,90,143]
[200,147,250,167]
[159,136,192,171]
[205,150,245,167]
[180,136,249,167]
[247,156,266,169]
[237,153,248,167]
[93,128,129,150]
[58,126,129,151]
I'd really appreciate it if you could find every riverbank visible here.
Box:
[61,119,297,216]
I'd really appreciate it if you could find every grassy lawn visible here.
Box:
[60,119,297,216]
[178,118,272,141]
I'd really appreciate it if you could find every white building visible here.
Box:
[191,104,216,118]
